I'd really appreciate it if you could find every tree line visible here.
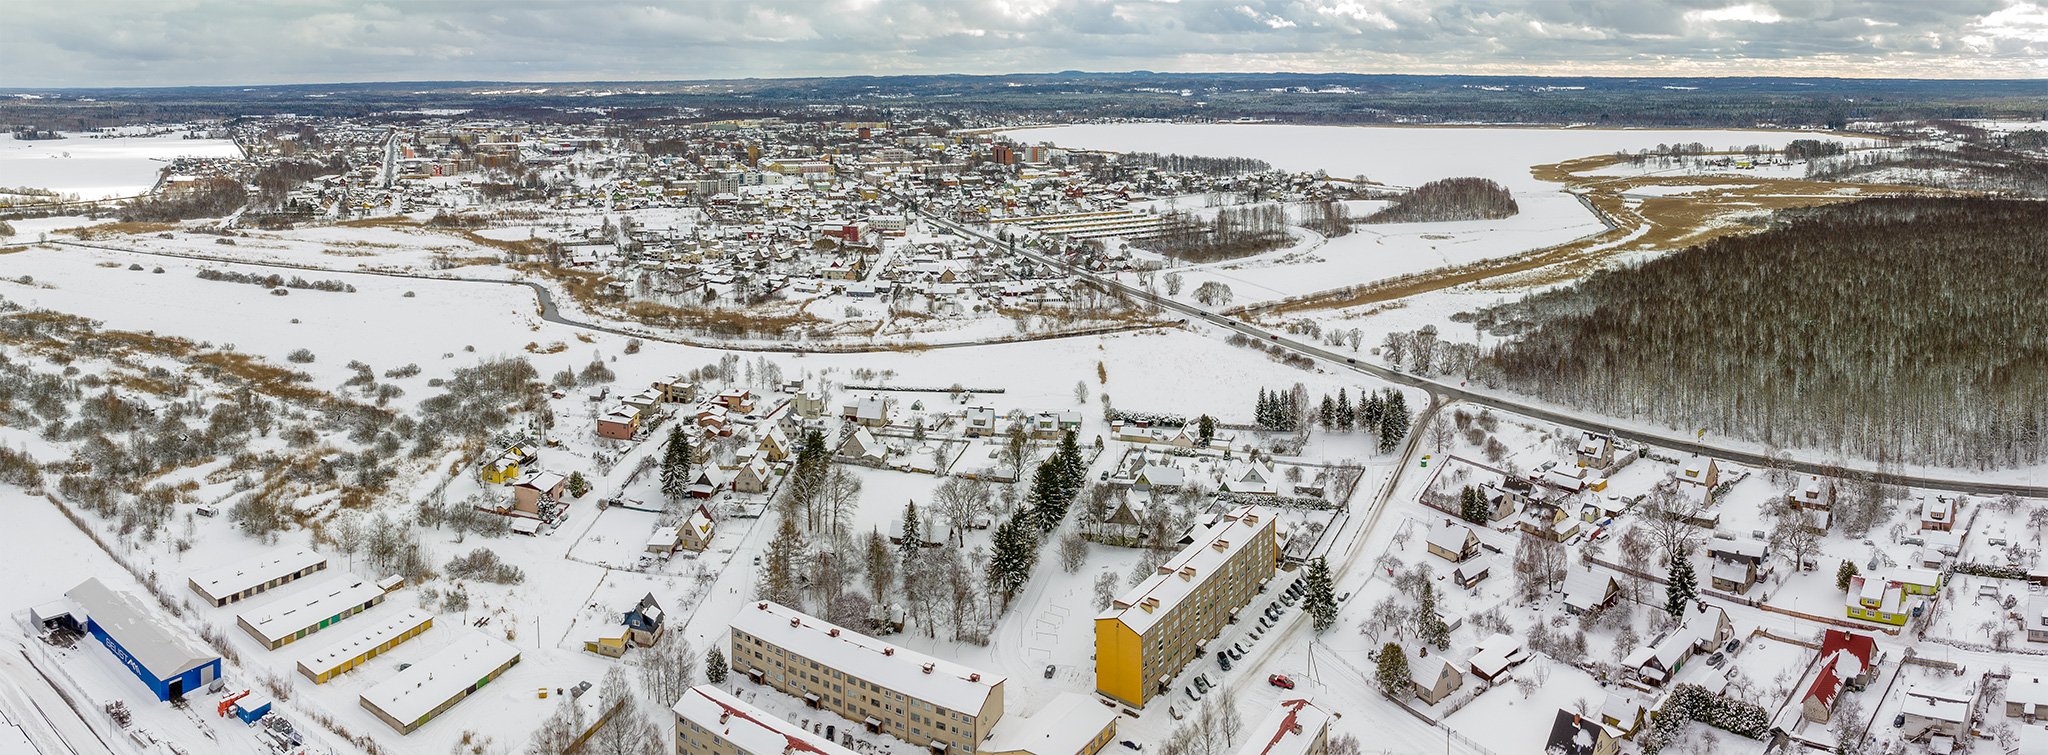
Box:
[1472,197,2048,468]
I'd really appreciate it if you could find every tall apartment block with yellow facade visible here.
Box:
[1095,504,1279,707]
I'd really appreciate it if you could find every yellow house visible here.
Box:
[481,443,536,484]
[1097,505,1278,708]
[1845,575,1909,626]
[584,629,629,658]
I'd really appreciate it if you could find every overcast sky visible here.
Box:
[7,0,2048,87]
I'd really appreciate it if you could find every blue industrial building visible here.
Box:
[67,578,222,702]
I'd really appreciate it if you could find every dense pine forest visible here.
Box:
[1472,197,2048,469]
[1364,177,1518,223]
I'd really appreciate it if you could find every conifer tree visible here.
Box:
[705,646,727,685]
[1336,388,1353,431]
[898,500,922,569]
[1375,643,1411,699]
[1417,581,1449,650]
[1379,390,1412,453]
[1666,551,1698,617]
[1320,395,1336,429]
[1256,388,1271,429]
[987,513,1037,608]
[1460,486,1489,524]
[1303,557,1339,632]
[660,426,691,502]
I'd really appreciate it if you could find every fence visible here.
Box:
[18,637,127,754]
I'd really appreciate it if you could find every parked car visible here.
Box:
[1233,642,1247,657]
[1725,639,1742,654]
[1338,592,1352,604]
[1268,674,1295,689]
[1227,647,1241,661]
[1121,742,1143,752]
[1044,665,1056,679]
[1893,714,1905,728]
[1186,686,1203,702]
[1218,654,1231,671]
[1705,652,1725,668]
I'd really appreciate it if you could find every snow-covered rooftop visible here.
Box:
[187,548,328,603]
[67,577,218,681]
[359,629,520,727]
[237,575,385,644]
[731,601,1005,712]
[1231,698,1331,755]
[982,692,1117,755]
[297,608,433,679]
[1100,504,1276,636]
[674,684,858,755]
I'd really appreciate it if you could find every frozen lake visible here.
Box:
[0,131,242,201]
[1002,123,1880,191]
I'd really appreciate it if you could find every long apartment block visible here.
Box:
[1095,504,1278,708]
[729,601,1005,754]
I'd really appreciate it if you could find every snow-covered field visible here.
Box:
[0,131,242,200]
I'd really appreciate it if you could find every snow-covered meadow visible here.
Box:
[0,131,242,200]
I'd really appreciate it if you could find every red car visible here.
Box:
[1267,674,1294,689]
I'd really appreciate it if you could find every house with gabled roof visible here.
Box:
[1545,710,1616,755]
[841,427,885,464]
[1425,520,1481,564]
[1220,461,1279,496]
[1561,565,1620,615]
[1678,456,1720,488]
[1801,629,1878,722]
[758,425,793,462]
[733,455,774,494]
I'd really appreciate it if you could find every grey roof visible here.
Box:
[68,578,217,680]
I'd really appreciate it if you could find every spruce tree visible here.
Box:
[1666,551,1698,617]
[1256,388,1271,429]
[1197,415,1216,446]
[987,513,1037,608]
[1320,395,1336,429]
[898,500,922,568]
[1303,557,1339,632]
[1029,459,1066,532]
[660,426,691,502]
[1379,390,1411,453]
[1335,388,1353,431]
[1361,392,1385,435]
[1836,559,1860,591]
[1375,643,1411,699]
[705,646,727,684]
[1460,486,1489,524]
[1418,581,1449,650]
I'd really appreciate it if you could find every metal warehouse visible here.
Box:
[66,578,222,702]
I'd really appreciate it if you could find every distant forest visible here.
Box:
[1135,204,1292,263]
[1364,178,1518,224]
[1470,197,2048,468]
[1116,151,1272,176]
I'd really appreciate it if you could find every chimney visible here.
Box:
[721,712,731,724]
[884,648,895,656]
[922,663,935,674]
[969,673,980,682]
[829,628,840,637]
[757,602,768,610]
[1212,539,1231,552]
[1420,646,1428,657]
[1179,567,1196,581]
[791,617,801,628]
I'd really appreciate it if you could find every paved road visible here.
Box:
[913,210,2048,499]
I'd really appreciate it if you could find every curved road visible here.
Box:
[912,207,2048,500]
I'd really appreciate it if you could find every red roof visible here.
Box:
[1804,630,1877,710]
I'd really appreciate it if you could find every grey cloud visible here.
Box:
[1,0,2042,86]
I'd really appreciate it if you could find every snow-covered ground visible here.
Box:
[0,131,242,200]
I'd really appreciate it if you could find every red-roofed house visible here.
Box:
[1802,630,1879,723]
[1231,698,1332,755]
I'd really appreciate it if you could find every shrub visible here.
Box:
[444,548,525,584]
[286,348,316,364]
